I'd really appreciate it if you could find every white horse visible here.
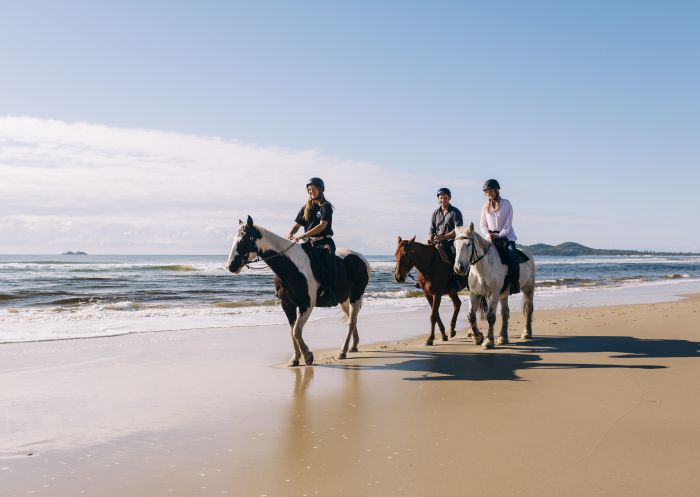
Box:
[227,216,371,366]
[453,223,535,349]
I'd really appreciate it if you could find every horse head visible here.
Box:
[394,235,416,283]
[453,223,476,276]
[227,215,263,274]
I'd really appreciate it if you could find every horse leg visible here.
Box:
[448,292,461,338]
[497,296,510,345]
[434,293,449,342]
[521,288,534,340]
[468,294,484,345]
[482,295,498,350]
[349,297,363,352]
[337,300,352,360]
[282,301,302,367]
[292,308,315,365]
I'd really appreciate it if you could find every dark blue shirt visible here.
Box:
[430,204,463,237]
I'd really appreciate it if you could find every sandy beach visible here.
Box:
[2,294,700,497]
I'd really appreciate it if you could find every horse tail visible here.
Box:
[477,295,489,320]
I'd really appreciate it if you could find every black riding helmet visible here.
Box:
[436,187,451,197]
[306,177,325,192]
[482,179,501,191]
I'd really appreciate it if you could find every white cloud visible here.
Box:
[1,117,455,254]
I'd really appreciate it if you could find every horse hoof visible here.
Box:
[466,331,473,338]
[349,347,359,353]
[473,333,484,346]
[304,352,314,365]
[425,340,434,346]
[441,335,448,342]
[521,331,533,340]
[450,329,456,338]
[482,339,494,350]
[337,351,347,360]
[288,359,300,367]
[497,337,509,345]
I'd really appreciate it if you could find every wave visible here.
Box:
[142,264,197,271]
[212,299,278,308]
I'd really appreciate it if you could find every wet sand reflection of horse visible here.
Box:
[394,236,468,346]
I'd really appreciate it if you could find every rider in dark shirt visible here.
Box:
[428,187,463,264]
[288,177,338,305]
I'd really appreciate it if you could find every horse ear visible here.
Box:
[409,235,416,244]
[398,236,402,244]
[246,215,254,227]
[468,222,474,234]
[238,219,243,224]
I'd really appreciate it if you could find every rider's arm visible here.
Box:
[288,223,302,240]
[294,221,328,241]
[479,205,491,238]
[498,199,513,238]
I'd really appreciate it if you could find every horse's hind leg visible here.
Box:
[521,288,534,340]
[497,296,510,345]
[337,300,352,359]
[282,301,302,367]
[292,308,315,365]
[349,297,362,352]
[448,292,462,338]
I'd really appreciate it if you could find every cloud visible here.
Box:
[0,117,455,254]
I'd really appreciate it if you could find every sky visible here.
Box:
[1,1,699,254]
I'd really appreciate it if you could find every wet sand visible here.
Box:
[2,295,700,497]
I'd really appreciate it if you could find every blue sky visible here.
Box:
[1,1,699,253]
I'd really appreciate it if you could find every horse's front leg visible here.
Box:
[468,294,484,345]
[426,293,444,345]
[497,296,510,345]
[448,292,462,338]
[282,301,302,367]
[482,294,499,350]
[292,307,315,365]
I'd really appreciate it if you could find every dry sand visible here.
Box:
[2,295,700,497]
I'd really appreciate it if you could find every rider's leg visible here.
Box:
[506,240,520,294]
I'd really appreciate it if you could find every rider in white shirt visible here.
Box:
[479,179,520,294]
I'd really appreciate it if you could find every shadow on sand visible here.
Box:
[322,334,700,381]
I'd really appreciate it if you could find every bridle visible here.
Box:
[456,234,490,266]
[237,234,298,270]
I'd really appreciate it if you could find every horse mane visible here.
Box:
[254,224,299,254]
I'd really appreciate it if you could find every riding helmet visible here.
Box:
[482,179,501,191]
[436,187,452,197]
[306,177,325,192]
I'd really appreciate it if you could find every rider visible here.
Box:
[479,179,520,294]
[427,187,463,265]
[288,177,338,305]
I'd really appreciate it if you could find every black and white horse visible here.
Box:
[227,216,371,366]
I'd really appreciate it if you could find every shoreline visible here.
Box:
[3,278,700,345]
[2,293,700,496]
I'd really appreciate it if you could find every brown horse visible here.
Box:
[394,236,468,346]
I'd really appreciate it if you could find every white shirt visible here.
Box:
[480,198,517,242]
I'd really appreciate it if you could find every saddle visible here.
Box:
[491,238,528,295]
[491,238,530,264]
[301,243,340,307]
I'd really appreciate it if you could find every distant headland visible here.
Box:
[519,242,699,257]
[61,251,88,255]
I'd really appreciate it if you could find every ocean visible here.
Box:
[1,253,699,343]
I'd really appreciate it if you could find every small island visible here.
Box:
[62,251,88,255]
[519,241,699,256]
